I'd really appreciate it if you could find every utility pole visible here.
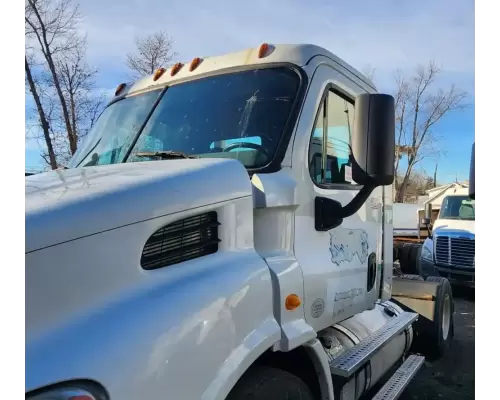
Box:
[433,163,438,188]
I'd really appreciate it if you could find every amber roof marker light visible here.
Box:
[153,67,166,81]
[171,62,184,76]
[114,83,126,96]
[258,43,273,58]
[189,57,202,72]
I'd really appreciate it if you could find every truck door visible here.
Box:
[291,63,384,332]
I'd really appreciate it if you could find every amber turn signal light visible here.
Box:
[285,294,301,310]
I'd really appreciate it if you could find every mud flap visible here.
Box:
[391,277,438,321]
[391,276,454,359]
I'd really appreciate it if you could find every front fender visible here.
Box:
[201,318,280,400]
[26,249,280,400]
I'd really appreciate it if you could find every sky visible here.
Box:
[25,0,475,183]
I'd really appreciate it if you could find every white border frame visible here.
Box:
[17,1,483,398]
[2,1,25,397]
[476,2,492,399]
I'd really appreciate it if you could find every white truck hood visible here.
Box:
[25,159,251,253]
[433,219,475,235]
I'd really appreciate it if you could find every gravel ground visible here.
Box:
[401,287,475,400]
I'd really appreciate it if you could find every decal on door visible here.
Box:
[329,227,369,266]
[332,287,365,318]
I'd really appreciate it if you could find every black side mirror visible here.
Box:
[315,93,396,231]
[351,93,395,186]
[469,142,475,199]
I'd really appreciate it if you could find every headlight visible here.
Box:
[27,385,107,400]
[420,238,434,262]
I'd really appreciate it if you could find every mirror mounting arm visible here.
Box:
[339,183,376,218]
[315,183,376,231]
[425,223,432,239]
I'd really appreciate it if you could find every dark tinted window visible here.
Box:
[128,67,300,168]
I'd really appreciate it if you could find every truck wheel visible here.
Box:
[399,243,412,273]
[407,244,422,275]
[421,276,454,359]
[226,366,315,400]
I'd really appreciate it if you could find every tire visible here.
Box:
[417,276,454,360]
[399,274,424,281]
[394,242,405,261]
[407,244,422,275]
[399,243,412,274]
[226,366,315,400]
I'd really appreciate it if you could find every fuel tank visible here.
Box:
[318,300,413,398]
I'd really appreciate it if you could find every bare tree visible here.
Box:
[25,0,105,168]
[126,31,177,77]
[56,41,106,146]
[25,72,69,167]
[25,0,84,155]
[25,53,58,169]
[393,72,410,183]
[393,61,468,202]
[35,45,106,167]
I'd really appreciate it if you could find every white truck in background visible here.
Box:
[418,144,475,288]
[25,44,455,400]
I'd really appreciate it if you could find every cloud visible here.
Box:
[78,0,474,93]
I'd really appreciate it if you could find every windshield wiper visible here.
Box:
[135,151,199,160]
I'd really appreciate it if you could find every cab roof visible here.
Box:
[113,43,376,99]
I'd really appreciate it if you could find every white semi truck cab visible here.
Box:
[25,44,454,400]
[419,145,475,287]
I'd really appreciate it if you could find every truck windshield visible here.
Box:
[438,195,475,220]
[69,67,301,169]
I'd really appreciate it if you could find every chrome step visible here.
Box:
[372,355,425,400]
[329,311,418,378]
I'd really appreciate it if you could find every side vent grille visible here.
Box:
[141,211,220,270]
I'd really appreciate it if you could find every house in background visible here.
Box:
[417,181,469,209]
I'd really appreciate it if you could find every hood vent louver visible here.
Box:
[141,211,220,270]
